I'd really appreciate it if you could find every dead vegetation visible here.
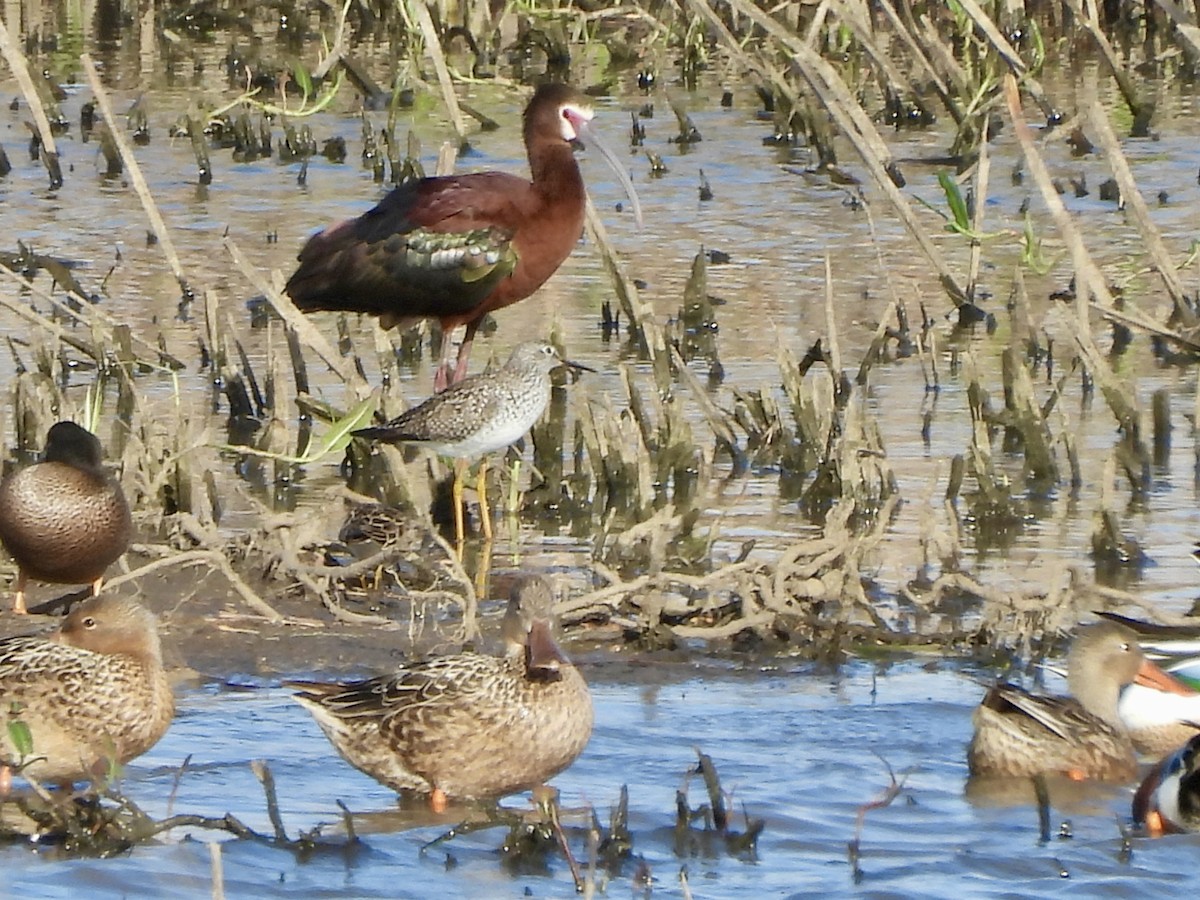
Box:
[0,0,1197,663]
[0,758,362,858]
[0,0,1195,705]
[1,0,1199,883]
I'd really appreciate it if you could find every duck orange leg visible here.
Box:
[1145,809,1167,838]
[429,788,448,814]
[12,570,27,615]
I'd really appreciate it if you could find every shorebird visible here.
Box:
[352,340,591,546]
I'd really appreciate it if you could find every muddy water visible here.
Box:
[4,2,1200,895]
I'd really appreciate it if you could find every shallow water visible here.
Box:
[9,665,1200,898]
[4,1,1200,895]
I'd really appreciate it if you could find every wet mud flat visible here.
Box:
[3,0,1200,895]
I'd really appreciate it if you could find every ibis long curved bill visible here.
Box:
[572,117,643,229]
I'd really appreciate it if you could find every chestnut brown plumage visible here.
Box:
[285,83,639,390]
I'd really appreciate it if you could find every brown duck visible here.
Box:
[291,575,593,811]
[0,421,132,614]
[968,620,1157,782]
[0,594,174,786]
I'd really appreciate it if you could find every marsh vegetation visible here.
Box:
[2,0,1200,893]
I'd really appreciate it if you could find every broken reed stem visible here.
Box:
[823,255,840,376]
[79,53,190,294]
[223,237,372,398]
[584,198,668,382]
[311,0,354,80]
[1063,0,1143,120]
[1153,1,1200,56]
[109,547,286,623]
[669,343,737,453]
[966,135,990,302]
[1085,101,1196,328]
[0,262,185,368]
[1001,75,1141,433]
[0,264,107,362]
[0,18,61,185]
[411,0,469,141]
[875,0,959,122]
[250,760,289,842]
[690,0,967,306]
[954,0,1027,74]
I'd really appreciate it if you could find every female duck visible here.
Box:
[0,422,132,614]
[292,575,592,810]
[0,595,174,786]
[968,621,1155,782]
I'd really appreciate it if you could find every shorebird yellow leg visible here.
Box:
[452,458,466,557]
[477,459,492,542]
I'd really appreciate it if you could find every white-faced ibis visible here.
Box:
[286,83,640,391]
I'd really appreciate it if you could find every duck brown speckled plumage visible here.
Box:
[0,594,174,785]
[968,621,1154,783]
[0,421,132,614]
[290,575,592,810]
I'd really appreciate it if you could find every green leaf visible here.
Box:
[299,392,379,460]
[216,393,378,464]
[937,172,971,233]
[291,62,314,101]
[8,718,33,759]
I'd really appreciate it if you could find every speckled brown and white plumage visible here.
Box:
[968,621,1146,782]
[338,502,420,548]
[352,341,583,458]
[291,576,592,800]
[0,422,132,614]
[0,595,174,783]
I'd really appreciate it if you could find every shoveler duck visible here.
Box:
[290,575,593,811]
[0,421,133,614]
[968,621,1161,782]
[0,595,174,786]
[1096,611,1200,755]
[1133,733,1200,836]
